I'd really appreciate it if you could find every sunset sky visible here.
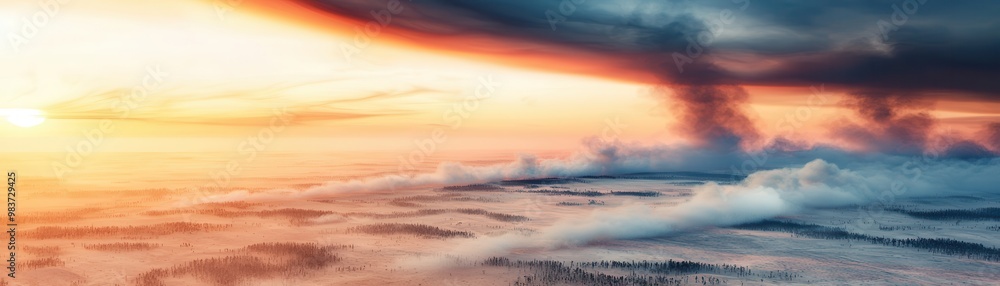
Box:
[6,3,1000,285]
[2,0,999,187]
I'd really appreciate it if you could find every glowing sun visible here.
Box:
[0,109,46,128]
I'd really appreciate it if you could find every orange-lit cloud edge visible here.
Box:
[238,1,1000,99]
[236,0,1000,155]
[239,1,660,84]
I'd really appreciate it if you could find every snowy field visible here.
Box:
[12,173,1000,285]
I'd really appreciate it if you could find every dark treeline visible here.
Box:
[146,205,526,224]
[577,175,618,179]
[439,183,660,197]
[135,242,341,286]
[582,260,799,282]
[879,225,912,231]
[390,194,499,205]
[242,242,342,268]
[887,206,1000,221]
[877,224,939,231]
[441,178,587,191]
[483,257,691,286]
[22,257,64,270]
[514,189,660,197]
[25,222,231,239]
[515,189,660,197]
[498,178,586,186]
[199,201,263,209]
[392,194,461,201]
[441,184,505,191]
[145,208,334,226]
[733,220,1000,261]
[18,207,104,224]
[583,175,700,180]
[83,242,160,252]
[609,191,661,197]
[519,189,604,197]
[557,202,584,206]
[454,208,529,222]
[344,208,528,222]
[389,200,422,207]
[21,246,60,256]
[482,257,796,285]
[580,172,739,182]
[347,223,475,238]
[148,208,331,218]
[213,208,332,219]
[449,196,500,202]
[344,209,448,219]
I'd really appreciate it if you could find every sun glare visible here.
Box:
[0,108,46,128]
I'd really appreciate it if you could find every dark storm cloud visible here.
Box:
[735,36,1000,97]
[292,0,1000,98]
[281,0,1000,157]
[303,0,708,52]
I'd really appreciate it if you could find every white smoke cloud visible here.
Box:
[195,139,768,203]
[189,139,1000,258]
[193,138,997,206]
[448,157,1000,257]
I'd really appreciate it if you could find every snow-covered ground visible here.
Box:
[12,175,1000,285]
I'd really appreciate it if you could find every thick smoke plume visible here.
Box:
[833,92,936,154]
[833,92,997,158]
[665,84,760,151]
[981,122,1000,153]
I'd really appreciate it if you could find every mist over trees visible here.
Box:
[483,257,798,285]
[887,206,1000,221]
[84,242,160,252]
[347,223,475,238]
[25,223,232,239]
[134,242,343,286]
[441,183,660,197]
[733,220,1000,261]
